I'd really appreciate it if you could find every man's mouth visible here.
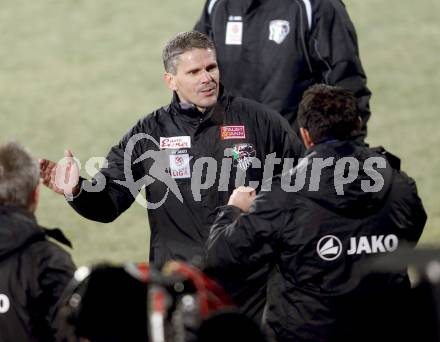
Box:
[200,86,216,96]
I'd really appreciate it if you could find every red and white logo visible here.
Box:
[220,126,246,140]
[160,136,191,149]
[174,156,185,167]
[169,154,191,179]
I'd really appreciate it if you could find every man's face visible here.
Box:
[164,48,220,112]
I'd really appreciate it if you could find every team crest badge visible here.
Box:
[232,144,256,171]
[269,20,290,44]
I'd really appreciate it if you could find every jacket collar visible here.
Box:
[0,205,43,259]
[0,204,35,221]
[0,205,72,251]
[167,83,229,126]
[243,0,264,13]
[305,139,364,157]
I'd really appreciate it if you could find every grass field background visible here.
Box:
[1,0,439,266]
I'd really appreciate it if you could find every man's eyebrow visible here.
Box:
[186,66,201,74]
[185,62,218,74]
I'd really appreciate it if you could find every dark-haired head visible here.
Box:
[297,84,361,147]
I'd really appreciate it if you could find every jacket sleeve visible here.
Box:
[308,0,371,138]
[205,191,284,275]
[395,171,427,243]
[194,0,213,35]
[31,242,76,341]
[68,120,149,223]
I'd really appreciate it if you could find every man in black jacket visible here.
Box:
[0,142,75,342]
[206,84,427,341]
[195,0,371,138]
[39,31,304,320]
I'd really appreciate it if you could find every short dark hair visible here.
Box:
[162,31,216,74]
[297,84,360,143]
[0,142,39,208]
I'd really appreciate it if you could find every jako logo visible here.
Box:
[317,234,399,261]
[347,234,398,255]
[0,294,10,314]
[317,235,343,261]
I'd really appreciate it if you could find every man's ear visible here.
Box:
[28,184,40,213]
[163,72,177,92]
[299,127,314,149]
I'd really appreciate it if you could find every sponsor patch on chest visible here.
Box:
[169,153,191,179]
[160,136,191,149]
[225,21,243,45]
[220,126,246,140]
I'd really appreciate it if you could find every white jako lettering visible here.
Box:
[347,237,357,255]
[347,235,399,255]
[371,235,386,253]
[356,236,372,254]
[384,234,399,252]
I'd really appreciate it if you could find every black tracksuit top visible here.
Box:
[70,91,304,267]
[195,0,371,137]
[206,141,427,341]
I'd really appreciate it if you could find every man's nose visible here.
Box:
[200,69,213,83]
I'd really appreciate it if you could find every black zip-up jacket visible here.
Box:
[0,206,75,342]
[195,0,371,137]
[69,90,304,268]
[69,91,303,322]
[206,141,427,341]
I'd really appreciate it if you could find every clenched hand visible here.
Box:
[228,186,257,213]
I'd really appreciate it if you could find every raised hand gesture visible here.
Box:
[39,149,80,198]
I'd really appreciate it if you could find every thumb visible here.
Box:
[64,149,73,158]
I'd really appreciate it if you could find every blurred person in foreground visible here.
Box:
[0,142,75,342]
[39,31,304,321]
[195,0,371,139]
[56,262,267,342]
[205,84,427,341]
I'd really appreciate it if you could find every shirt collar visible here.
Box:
[168,83,226,117]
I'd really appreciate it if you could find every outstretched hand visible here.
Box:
[39,149,80,197]
[228,186,257,213]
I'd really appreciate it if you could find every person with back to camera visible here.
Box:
[0,142,75,342]
[205,84,427,342]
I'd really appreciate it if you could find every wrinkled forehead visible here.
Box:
[173,48,217,71]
